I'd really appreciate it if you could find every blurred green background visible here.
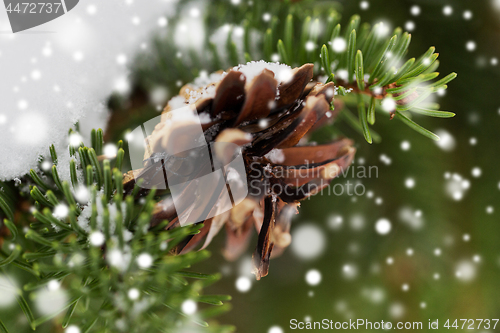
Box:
[188,0,500,332]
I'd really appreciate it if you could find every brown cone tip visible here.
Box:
[123,61,356,279]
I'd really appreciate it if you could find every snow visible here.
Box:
[168,95,188,109]
[198,112,212,124]
[471,167,482,178]
[0,0,179,180]
[405,177,416,188]
[327,214,343,230]
[375,218,391,235]
[434,129,456,151]
[209,23,261,66]
[336,69,348,81]
[191,71,226,89]
[174,13,205,52]
[405,21,415,32]
[389,302,405,319]
[107,247,132,272]
[158,17,168,28]
[74,186,90,204]
[47,280,60,291]
[305,269,322,286]
[443,5,453,16]
[400,141,411,151]
[165,61,293,108]
[398,206,424,230]
[66,326,81,333]
[53,204,69,220]
[434,248,442,256]
[381,97,396,112]
[455,260,477,282]
[69,133,84,147]
[0,275,18,308]
[361,287,385,304]
[232,61,292,84]
[258,119,269,128]
[186,84,218,104]
[34,287,68,316]
[78,191,126,233]
[375,22,390,36]
[349,214,365,230]
[264,149,285,164]
[331,37,347,53]
[128,288,140,300]
[342,263,358,279]
[181,300,197,315]
[379,154,392,165]
[89,231,105,247]
[466,41,477,52]
[104,144,118,158]
[444,172,470,201]
[210,24,243,63]
[235,276,252,292]
[305,41,315,51]
[136,253,153,268]
[268,327,284,333]
[238,256,253,277]
[68,253,85,267]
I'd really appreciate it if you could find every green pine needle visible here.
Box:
[395,111,440,141]
[0,129,233,332]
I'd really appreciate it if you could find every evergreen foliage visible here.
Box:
[0,0,458,331]
[134,0,456,144]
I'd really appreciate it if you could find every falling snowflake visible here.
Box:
[235,276,252,292]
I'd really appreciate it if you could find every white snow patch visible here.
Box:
[0,0,180,180]
[77,191,126,233]
[264,149,285,164]
[165,60,293,108]
[209,24,261,65]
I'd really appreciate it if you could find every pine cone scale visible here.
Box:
[212,70,246,116]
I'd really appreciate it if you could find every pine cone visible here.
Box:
[124,61,356,279]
